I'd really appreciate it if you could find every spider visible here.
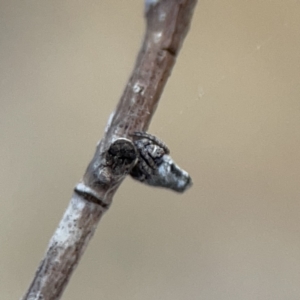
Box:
[130,132,170,181]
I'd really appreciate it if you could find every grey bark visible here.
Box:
[22,1,197,299]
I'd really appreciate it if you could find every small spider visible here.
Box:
[130,132,170,181]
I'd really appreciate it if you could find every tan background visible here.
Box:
[1,1,300,299]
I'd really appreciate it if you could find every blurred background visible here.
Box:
[1,1,300,299]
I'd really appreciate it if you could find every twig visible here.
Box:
[22,1,197,299]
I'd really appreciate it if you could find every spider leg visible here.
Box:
[131,132,170,154]
[137,158,154,176]
[134,140,157,170]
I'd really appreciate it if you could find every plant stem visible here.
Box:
[22,1,197,299]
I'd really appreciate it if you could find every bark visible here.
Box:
[22,1,197,299]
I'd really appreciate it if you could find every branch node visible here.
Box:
[74,183,110,209]
[105,138,138,177]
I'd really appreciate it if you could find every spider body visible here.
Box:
[129,131,192,192]
[130,132,170,181]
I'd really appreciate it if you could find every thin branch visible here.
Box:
[22,1,197,299]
